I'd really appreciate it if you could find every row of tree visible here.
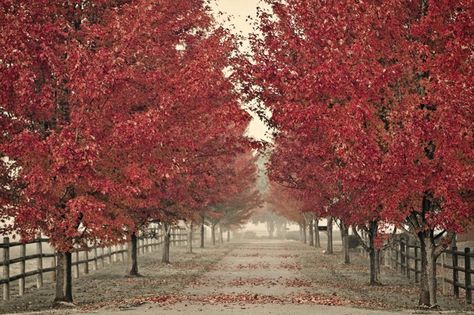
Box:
[0,0,260,304]
[242,0,473,307]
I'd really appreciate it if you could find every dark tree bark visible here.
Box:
[341,222,350,264]
[368,242,377,284]
[410,193,449,307]
[352,220,380,285]
[128,232,140,276]
[305,214,314,246]
[200,219,205,248]
[418,231,430,305]
[326,217,333,254]
[65,251,73,302]
[162,223,171,264]
[367,220,380,285]
[219,225,224,244]
[314,220,320,248]
[54,252,65,302]
[187,222,193,254]
[427,239,437,306]
[302,220,307,244]
[266,220,275,238]
[211,223,216,246]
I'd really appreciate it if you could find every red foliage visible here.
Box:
[243,0,473,238]
[0,0,258,252]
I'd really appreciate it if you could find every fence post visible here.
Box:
[441,252,447,294]
[108,247,112,264]
[414,246,419,283]
[84,249,89,274]
[93,246,98,270]
[101,247,105,268]
[400,239,406,276]
[453,246,459,298]
[465,248,472,304]
[168,229,171,247]
[157,229,161,249]
[74,251,80,278]
[2,237,10,301]
[36,238,43,288]
[185,229,189,247]
[19,243,26,296]
[395,243,399,271]
[406,243,411,280]
[390,246,394,269]
[50,256,56,283]
[121,244,125,263]
[111,246,116,262]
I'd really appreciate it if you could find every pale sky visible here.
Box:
[210,0,272,142]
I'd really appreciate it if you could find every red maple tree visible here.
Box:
[243,0,473,305]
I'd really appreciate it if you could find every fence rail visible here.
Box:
[387,237,473,305]
[1,226,188,301]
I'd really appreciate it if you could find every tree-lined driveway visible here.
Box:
[89,240,414,315]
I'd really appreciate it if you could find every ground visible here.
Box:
[1,239,473,314]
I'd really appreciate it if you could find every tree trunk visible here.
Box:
[369,245,377,285]
[427,239,437,306]
[162,223,171,264]
[227,229,230,242]
[412,192,442,307]
[211,223,216,246]
[308,219,314,246]
[417,231,438,306]
[368,220,380,285]
[200,219,205,248]
[368,226,378,285]
[187,222,193,254]
[418,232,430,305]
[275,221,283,239]
[303,220,307,244]
[266,220,275,238]
[340,222,345,242]
[65,251,73,302]
[314,220,320,248]
[128,232,139,276]
[219,225,224,244]
[326,217,333,254]
[341,223,350,264]
[54,252,65,302]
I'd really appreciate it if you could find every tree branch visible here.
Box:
[352,226,369,252]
